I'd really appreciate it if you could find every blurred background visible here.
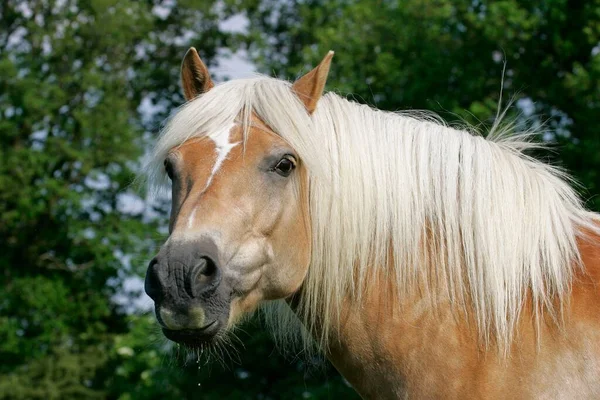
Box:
[1,0,599,398]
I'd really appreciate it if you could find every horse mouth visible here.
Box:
[162,321,219,347]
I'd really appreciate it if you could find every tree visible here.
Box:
[100,315,354,399]
[0,0,225,397]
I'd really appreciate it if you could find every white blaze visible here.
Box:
[187,123,238,229]
[187,208,197,230]
[207,122,239,188]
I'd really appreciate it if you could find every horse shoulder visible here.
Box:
[524,232,600,398]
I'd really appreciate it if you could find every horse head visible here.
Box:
[144,48,333,347]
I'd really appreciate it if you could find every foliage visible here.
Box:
[100,315,352,399]
[2,0,600,398]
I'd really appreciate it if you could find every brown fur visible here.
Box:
[170,111,600,398]
[168,122,311,327]
[324,234,600,399]
[154,49,600,399]
[291,51,334,113]
[181,47,214,101]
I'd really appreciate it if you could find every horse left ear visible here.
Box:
[292,51,334,114]
[181,47,215,101]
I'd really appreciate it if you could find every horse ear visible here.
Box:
[292,50,334,114]
[181,47,214,101]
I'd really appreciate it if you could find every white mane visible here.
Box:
[147,76,599,351]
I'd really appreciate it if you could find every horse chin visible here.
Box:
[162,319,223,348]
[157,291,232,348]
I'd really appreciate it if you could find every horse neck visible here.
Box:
[317,272,479,399]
[303,234,600,399]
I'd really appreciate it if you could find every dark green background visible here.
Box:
[2,0,599,398]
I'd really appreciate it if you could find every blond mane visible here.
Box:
[146,76,599,352]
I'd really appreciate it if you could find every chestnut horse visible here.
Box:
[144,48,600,399]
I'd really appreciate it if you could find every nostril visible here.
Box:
[196,256,217,279]
[187,256,220,298]
[144,258,162,301]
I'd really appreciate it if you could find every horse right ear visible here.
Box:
[181,47,214,101]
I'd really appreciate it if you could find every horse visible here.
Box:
[143,48,600,399]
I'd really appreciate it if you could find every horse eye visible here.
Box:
[273,157,296,177]
[164,159,174,180]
